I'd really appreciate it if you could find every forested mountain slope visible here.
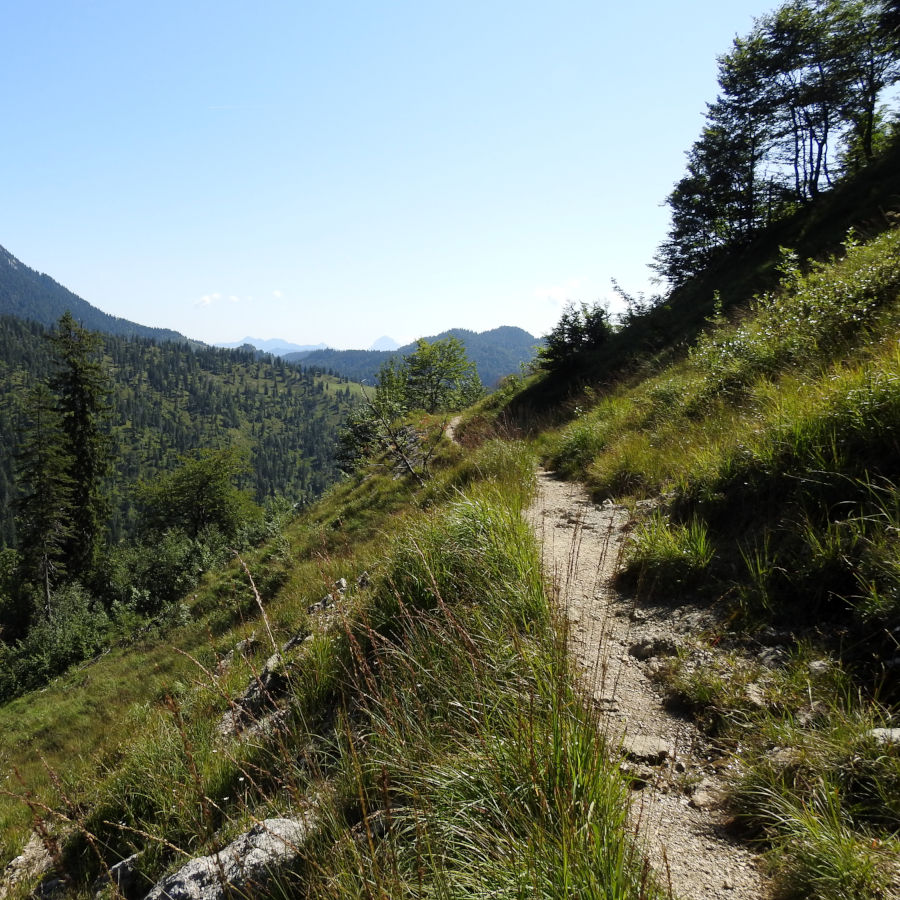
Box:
[0,244,190,343]
[285,325,541,387]
[0,316,359,546]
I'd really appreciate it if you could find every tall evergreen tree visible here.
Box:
[47,312,112,582]
[13,384,74,618]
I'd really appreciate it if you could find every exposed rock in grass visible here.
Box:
[143,815,316,900]
[0,833,58,900]
[622,735,672,765]
[217,653,288,738]
[868,728,900,747]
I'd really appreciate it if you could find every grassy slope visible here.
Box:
[504,139,900,422]
[0,438,659,898]
[486,223,900,898]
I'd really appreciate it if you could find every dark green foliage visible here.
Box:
[539,301,613,372]
[105,528,228,616]
[137,447,261,540]
[0,316,358,545]
[48,312,113,581]
[0,583,111,699]
[12,384,74,616]
[0,314,358,699]
[655,0,900,288]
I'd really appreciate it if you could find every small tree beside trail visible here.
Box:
[540,302,613,373]
[338,337,483,481]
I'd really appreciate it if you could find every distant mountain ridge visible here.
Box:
[216,337,328,355]
[286,326,542,387]
[0,244,190,343]
[369,335,400,351]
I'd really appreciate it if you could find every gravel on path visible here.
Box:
[527,470,771,900]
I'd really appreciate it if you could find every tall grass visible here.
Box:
[540,226,900,900]
[2,441,661,899]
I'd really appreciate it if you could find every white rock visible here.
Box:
[144,815,315,900]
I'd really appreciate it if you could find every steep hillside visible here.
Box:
[286,325,541,387]
[0,244,190,343]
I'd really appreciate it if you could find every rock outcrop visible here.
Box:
[143,815,315,900]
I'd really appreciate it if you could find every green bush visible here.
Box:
[0,583,111,700]
[690,231,900,400]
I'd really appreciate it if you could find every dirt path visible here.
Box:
[527,470,770,900]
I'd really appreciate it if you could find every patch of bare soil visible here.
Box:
[527,470,771,900]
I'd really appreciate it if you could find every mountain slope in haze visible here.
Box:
[286,325,542,387]
[0,244,190,343]
[216,337,328,355]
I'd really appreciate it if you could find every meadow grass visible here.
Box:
[534,226,900,899]
[1,440,661,900]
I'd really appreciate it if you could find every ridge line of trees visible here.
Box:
[655,0,900,286]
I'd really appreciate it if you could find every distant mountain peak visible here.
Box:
[369,335,400,351]
[215,337,328,356]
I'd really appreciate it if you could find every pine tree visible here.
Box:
[47,312,112,582]
[13,384,75,618]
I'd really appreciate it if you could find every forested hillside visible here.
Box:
[0,246,190,343]
[1,3,899,900]
[286,325,540,387]
[0,315,358,546]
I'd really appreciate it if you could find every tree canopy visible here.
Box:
[137,447,261,540]
[655,0,900,286]
[339,337,483,479]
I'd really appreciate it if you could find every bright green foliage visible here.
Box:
[402,336,484,412]
[688,230,900,398]
[8,445,659,898]
[537,225,900,899]
[137,447,261,540]
[339,337,483,477]
[622,511,715,589]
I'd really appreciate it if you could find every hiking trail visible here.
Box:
[527,469,771,900]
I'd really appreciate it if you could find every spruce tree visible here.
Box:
[13,383,74,618]
[47,312,112,582]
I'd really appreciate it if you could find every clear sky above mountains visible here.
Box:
[1,0,766,349]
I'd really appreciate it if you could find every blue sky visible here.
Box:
[1,1,767,348]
